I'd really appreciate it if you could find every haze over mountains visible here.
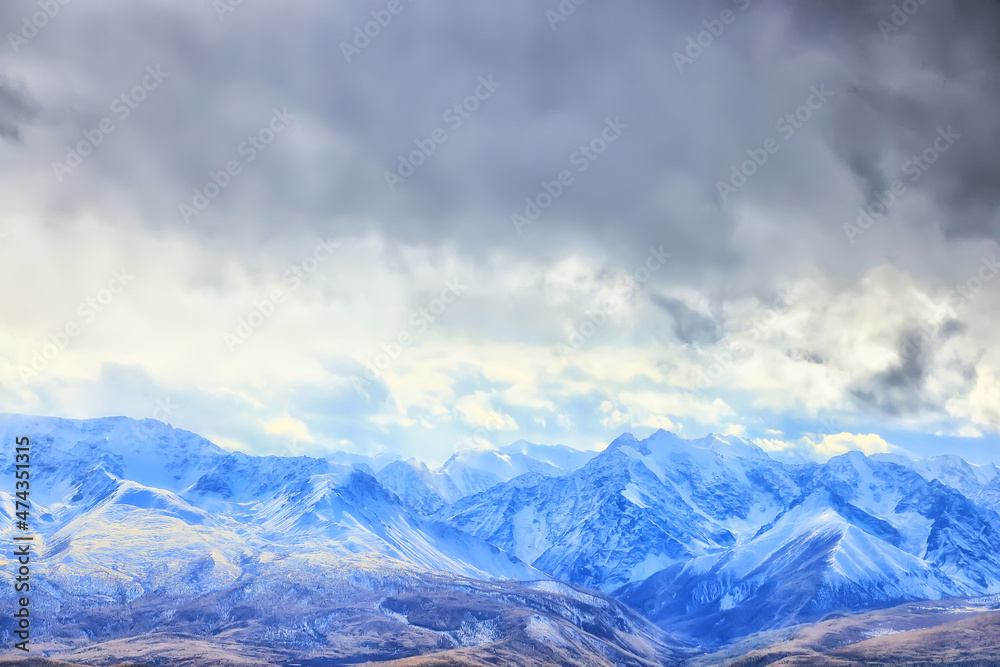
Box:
[376,440,597,511]
[2,413,1000,664]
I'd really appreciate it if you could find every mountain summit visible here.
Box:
[3,414,1000,654]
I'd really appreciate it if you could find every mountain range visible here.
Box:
[440,430,1000,642]
[2,413,1000,664]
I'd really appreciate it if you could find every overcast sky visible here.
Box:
[2,0,999,465]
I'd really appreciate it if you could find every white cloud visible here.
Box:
[264,415,315,444]
[3,0,1000,463]
[754,438,799,453]
[755,432,895,460]
[454,392,518,431]
[806,432,895,457]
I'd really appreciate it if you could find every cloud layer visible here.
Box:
[1,0,999,463]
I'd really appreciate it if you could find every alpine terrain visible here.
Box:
[2,414,1000,664]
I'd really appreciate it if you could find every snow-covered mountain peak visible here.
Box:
[8,412,1000,651]
[326,449,401,472]
[604,432,641,452]
[604,430,769,464]
[646,428,685,445]
[404,456,432,472]
[499,439,597,470]
[0,413,231,505]
[692,433,770,460]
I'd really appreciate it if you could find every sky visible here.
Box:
[1,0,1000,466]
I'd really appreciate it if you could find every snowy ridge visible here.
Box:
[4,414,1000,647]
[0,414,541,604]
[438,430,1000,642]
[376,440,594,511]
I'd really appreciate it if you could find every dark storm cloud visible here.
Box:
[939,319,967,338]
[651,295,721,345]
[0,77,37,141]
[851,328,934,416]
[850,316,977,418]
[783,0,1000,243]
[1,0,998,280]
